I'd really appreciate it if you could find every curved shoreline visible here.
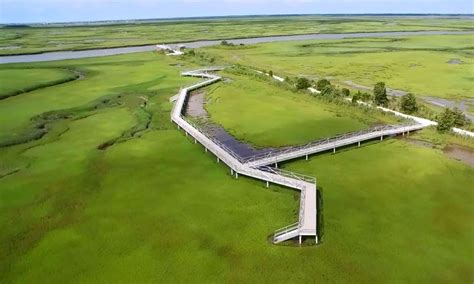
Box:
[1,30,473,64]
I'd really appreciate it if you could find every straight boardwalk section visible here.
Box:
[244,124,425,167]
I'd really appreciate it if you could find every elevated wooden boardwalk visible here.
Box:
[171,68,428,245]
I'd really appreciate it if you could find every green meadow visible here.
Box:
[1,15,473,55]
[203,34,474,104]
[0,68,78,99]
[1,50,473,283]
[205,72,401,147]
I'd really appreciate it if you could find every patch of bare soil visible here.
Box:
[185,91,208,118]
[443,144,474,168]
[447,58,464,65]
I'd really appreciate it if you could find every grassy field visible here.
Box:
[203,34,474,104]
[283,139,474,283]
[205,72,401,147]
[0,15,473,55]
[1,51,473,282]
[0,68,78,99]
[0,52,196,144]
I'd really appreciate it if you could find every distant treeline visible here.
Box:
[2,24,31,28]
[3,13,472,28]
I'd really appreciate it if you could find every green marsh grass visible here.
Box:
[0,51,473,283]
[204,34,474,102]
[1,16,472,55]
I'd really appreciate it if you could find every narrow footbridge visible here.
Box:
[171,67,427,245]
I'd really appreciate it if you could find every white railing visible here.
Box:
[258,166,316,184]
[298,188,307,229]
[181,66,226,74]
[274,222,299,238]
[245,124,424,166]
[243,124,416,164]
[171,67,433,244]
[241,166,309,190]
[186,119,246,163]
[169,67,438,244]
[172,69,315,192]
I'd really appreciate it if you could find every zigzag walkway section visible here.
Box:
[170,67,427,245]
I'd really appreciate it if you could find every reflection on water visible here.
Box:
[202,124,276,159]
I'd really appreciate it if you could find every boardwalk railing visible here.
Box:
[172,68,318,244]
[258,166,316,184]
[274,222,299,238]
[171,67,429,245]
[244,124,424,166]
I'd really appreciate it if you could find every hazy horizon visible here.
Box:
[1,0,473,24]
[2,13,474,25]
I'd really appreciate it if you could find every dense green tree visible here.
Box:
[316,79,331,91]
[352,91,361,104]
[399,93,418,114]
[437,108,457,132]
[295,77,311,90]
[321,85,334,96]
[359,91,372,102]
[436,107,470,132]
[341,88,350,97]
[374,82,388,106]
[268,70,273,77]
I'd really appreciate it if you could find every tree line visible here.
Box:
[287,74,471,133]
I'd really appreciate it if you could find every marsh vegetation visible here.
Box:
[1,21,473,283]
[1,15,473,55]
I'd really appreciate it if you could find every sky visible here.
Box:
[0,0,473,24]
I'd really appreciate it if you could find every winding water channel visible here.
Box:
[1,30,472,64]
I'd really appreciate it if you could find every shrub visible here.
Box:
[354,91,372,102]
[341,88,350,97]
[436,107,471,132]
[352,92,361,104]
[295,77,311,90]
[221,40,234,46]
[374,82,388,106]
[399,93,418,114]
[316,79,331,91]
